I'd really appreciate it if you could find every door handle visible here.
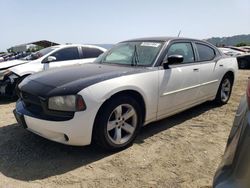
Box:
[219,64,223,67]
[193,68,199,72]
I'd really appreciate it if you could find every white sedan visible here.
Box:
[14,37,238,150]
[0,44,106,97]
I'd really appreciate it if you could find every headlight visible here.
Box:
[48,95,86,112]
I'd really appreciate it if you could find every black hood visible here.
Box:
[19,63,151,98]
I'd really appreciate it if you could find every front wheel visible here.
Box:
[214,76,233,105]
[93,95,142,151]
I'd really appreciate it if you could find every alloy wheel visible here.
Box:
[107,104,138,145]
[221,78,231,102]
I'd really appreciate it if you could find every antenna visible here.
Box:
[177,30,182,37]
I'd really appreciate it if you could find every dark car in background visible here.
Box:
[213,79,250,188]
[237,54,250,69]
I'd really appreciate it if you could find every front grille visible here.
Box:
[21,91,41,105]
[20,91,44,114]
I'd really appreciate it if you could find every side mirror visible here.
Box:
[163,55,184,69]
[43,56,56,63]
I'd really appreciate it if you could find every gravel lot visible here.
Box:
[0,70,249,188]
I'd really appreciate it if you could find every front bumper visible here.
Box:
[14,99,97,146]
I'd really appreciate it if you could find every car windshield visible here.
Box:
[22,47,55,61]
[94,41,164,66]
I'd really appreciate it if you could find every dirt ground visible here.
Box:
[0,70,249,188]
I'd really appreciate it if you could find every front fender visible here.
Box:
[9,60,42,77]
[78,71,159,124]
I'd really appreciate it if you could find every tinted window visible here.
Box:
[51,47,80,61]
[82,47,103,58]
[196,43,215,61]
[167,42,195,63]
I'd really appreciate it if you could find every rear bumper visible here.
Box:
[14,99,96,146]
[213,95,250,187]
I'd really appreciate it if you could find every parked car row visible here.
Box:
[218,46,250,69]
[218,47,245,57]
[229,46,250,53]
[4,37,250,187]
[10,37,238,151]
[0,44,106,97]
[0,51,31,62]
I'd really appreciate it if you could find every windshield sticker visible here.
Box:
[141,42,161,47]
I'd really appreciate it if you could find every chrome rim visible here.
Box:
[107,104,137,145]
[221,78,231,102]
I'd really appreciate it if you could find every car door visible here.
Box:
[44,47,82,70]
[157,41,200,119]
[194,42,222,100]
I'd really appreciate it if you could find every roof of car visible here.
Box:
[123,36,204,42]
[51,44,107,51]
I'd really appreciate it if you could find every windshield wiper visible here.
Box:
[131,45,139,66]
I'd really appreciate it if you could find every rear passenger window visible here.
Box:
[167,42,195,63]
[82,47,103,58]
[196,43,215,61]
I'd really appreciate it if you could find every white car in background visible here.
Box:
[0,57,28,79]
[14,37,238,150]
[218,47,245,57]
[0,44,106,97]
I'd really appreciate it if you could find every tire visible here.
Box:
[93,95,142,151]
[13,75,29,98]
[214,75,233,105]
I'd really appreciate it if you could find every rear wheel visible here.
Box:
[214,75,233,105]
[93,95,142,151]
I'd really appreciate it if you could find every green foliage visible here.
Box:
[207,34,250,46]
[236,42,250,47]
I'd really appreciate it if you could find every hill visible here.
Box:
[206,34,250,46]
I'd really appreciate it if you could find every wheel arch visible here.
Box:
[91,89,147,144]
[223,71,235,84]
[94,89,146,125]
[214,70,235,105]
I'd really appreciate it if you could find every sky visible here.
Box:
[0,0,250,51]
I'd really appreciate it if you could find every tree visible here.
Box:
[236,42,249,47]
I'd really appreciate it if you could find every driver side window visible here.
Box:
[50,47,80,62]
[167,42,195,64]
